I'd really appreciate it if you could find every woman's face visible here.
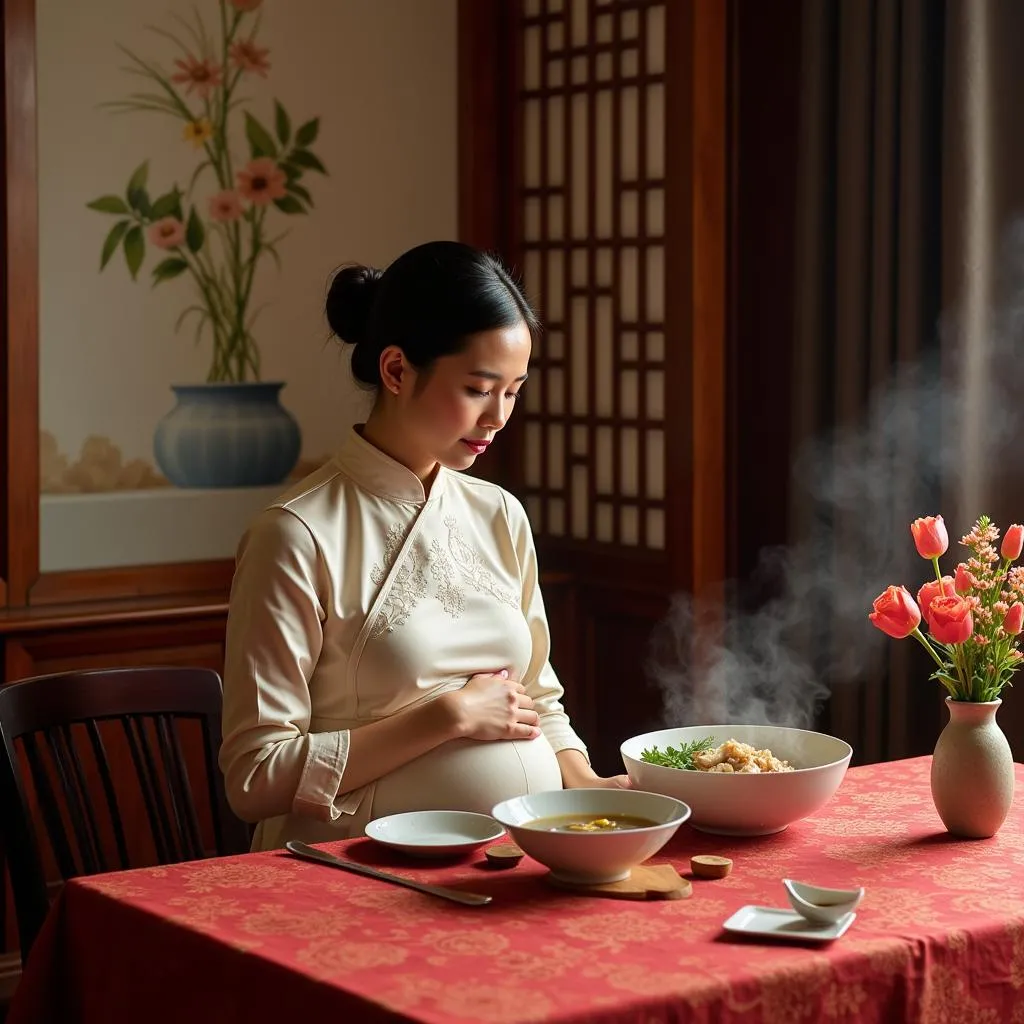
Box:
[391,321,532,476]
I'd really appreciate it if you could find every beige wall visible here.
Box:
[35,0,457,568]
[38,0,457,476]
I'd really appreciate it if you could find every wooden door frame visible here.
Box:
[664,0,727,597]
[457,0,728,598]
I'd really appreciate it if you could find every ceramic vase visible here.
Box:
[154,382,301,488]
[930,697,1014,839]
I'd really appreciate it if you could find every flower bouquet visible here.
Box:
[86,0,327,383]
[869,515,1024,702]
[869,515,1020,837]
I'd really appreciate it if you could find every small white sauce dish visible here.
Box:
[783,878,864,925]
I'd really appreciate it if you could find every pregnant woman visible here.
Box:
[220,240,628,850]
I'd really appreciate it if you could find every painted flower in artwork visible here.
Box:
[230,38,271,76]
[208,190,244,223]
[236,158,288,205]
[148,217,186,250]
[182,118,213,148]
[86,1,328,383]
[171,55,223,98]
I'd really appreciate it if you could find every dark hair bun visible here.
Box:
[325,263,383,348]
[325,264,384,387]
[325,242,540,391]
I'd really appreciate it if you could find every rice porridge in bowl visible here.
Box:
[620,725,852,836]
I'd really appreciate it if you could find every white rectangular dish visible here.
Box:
[722,905,856,943]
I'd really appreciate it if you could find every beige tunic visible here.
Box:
[219,427,587,850]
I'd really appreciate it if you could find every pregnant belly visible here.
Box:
[369,735,564,819]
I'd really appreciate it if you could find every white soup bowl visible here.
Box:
[490,787,690,885]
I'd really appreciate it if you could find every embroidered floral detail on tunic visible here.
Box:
[443,516,519,609]
[429,540,466,619]
[369,523,428,638]
[368,516,519,635]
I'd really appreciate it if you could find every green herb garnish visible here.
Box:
[639,736,716,771]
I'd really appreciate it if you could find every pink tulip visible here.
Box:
[869,586,921,639]
[1004,603,1024,635]
[953,563,978,595]
[911,515,948,559]
[917,576,954,625]
[928,595,974,645]
[1002,524,1024,561]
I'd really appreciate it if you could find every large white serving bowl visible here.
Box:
[621,725,852,837]
[490,788,691,884]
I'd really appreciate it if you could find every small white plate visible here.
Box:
[365,810,505,858]
[723,905,856,943]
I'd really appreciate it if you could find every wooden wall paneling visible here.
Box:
[27,562,234,607]
[578,581,672,774]
[664,0,727,597]
[458,0,519,488]
[3,0,39,608]
[458,0,514,254]
[1,619,228,678]
[727,0,802,587]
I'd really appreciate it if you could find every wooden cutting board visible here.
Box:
[546,863,692,901]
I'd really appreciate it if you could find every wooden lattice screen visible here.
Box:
[515,0,666,550]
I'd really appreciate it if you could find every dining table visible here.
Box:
[7,755,1024,1024]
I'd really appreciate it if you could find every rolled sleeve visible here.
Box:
[294,729,352,821]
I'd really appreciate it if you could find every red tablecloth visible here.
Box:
[9,757,1024,1024]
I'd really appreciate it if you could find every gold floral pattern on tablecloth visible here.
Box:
[849,788,923,811]
[805,815,913,838]
[81,877,149,899]
[822,980,868,1018]
[240,903,352,939]
[164,895,247,929]
[380,975,554,1024]
[745,959,833,1024]
[178,859,298,893]
[819,840,921,873]
[931,861,1015,890]
[1010,920,1024,987]
[295,937,407,974]
[557,909,679,951]
[12,758,1024,1024]
[949,890,1024,917]
[849,938,914,976]
[854,886,944,929]
[921,965,1001,1024]
[421,929,510,957]
[500,943,591,979]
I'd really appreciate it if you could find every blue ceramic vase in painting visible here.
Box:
[154,382,301,489]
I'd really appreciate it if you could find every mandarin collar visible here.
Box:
[335,426,445,504]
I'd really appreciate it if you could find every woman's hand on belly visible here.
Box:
[439,671,541,742]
